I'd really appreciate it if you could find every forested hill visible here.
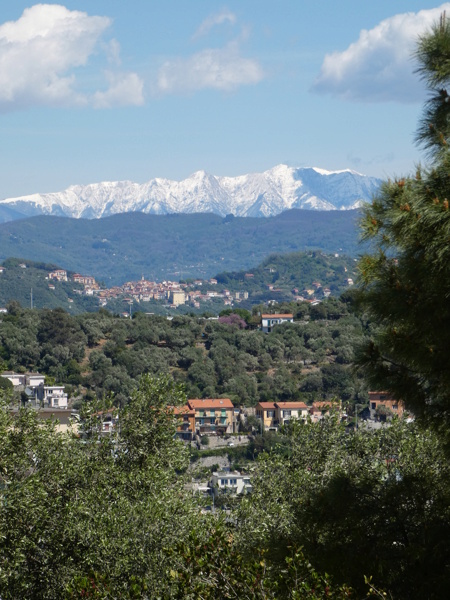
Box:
[0,258,98,313]
[214,251,356,295]
[0,252,357,314]
[0,209,361,283]
[0,296,367,408]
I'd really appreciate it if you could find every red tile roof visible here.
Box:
[172,405,195,416]
[276,402,308,409]
[261,314,294,318]
[188,398,234,409]
[312,401,337,409]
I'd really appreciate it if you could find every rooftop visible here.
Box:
[188,398,234,409]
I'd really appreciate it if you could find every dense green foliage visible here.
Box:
[238,417,450,600]
[0,297,370,409]
[0,258,99,314]
[356,15,450,450]
[0,209,360,283]
[0,379,368,600]
[0,377,195,599]
[215,251,357,305]
[2,380,448,598]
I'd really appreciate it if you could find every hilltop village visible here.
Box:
[46,267,350,313]
[0,252,358,316]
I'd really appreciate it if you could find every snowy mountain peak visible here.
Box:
[0,164,382,223]
[312,166,357,176]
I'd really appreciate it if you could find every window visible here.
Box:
[220,479,228,486]
[267,410,275,417]
[210,418,215,424]
[283,410,291,417]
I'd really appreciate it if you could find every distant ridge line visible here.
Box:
[0,164,381,223]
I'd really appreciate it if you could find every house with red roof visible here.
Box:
[368,392,405,421]
[173,405,196,441]
[256,400,309,430]
[309,400,342,423]
[187,398,235,434]
[255,402,277,430]
[261,314,294,333]
[276,401,309,425]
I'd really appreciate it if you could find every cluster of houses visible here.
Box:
[0,367,405,429]
[96,277,186,307]
[1,371,68,409]
[47,269,98,293]
[256,400,343,430]
[45,268,338,312]
[46,270,251,311]
[175,392,406,441]
[173,397,350,441]
[96,277,251,311]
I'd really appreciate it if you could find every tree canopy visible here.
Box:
[357,14,450,449]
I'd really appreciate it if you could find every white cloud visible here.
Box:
[157,41,264,94]
[105,39,122,67]
[0,4,144,111]
[193,10,236,39]
[93,71,144,108]
[313,4,450,103]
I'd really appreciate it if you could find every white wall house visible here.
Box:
[27,373,45,387]
[33,384,68,409]
[1,371,25,387]
[1,371,45,388]
[261,313,294,333]
[210,471,252,496]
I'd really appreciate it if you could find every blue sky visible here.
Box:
[0,1,448,199]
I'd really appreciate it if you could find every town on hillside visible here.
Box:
[44,267,352,313]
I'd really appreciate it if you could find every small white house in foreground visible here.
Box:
[210,471,252,496]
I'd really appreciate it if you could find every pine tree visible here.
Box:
[356,13,450,449]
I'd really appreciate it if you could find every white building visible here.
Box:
[261,313,294,333]
[210,471,252,496]
[1,371,24,387]
[33,384,68,409]
[1,371,45,388]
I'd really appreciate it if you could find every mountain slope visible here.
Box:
[0,165,381,222]
[0,209,362,284]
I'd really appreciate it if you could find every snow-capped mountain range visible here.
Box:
[0,165,381,222]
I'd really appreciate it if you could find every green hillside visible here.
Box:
[0,258,98,313]
[0,251,358,314]
[215,251,356,293]
[0,209,361,284]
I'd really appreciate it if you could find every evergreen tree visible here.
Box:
[357,13,450,449]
